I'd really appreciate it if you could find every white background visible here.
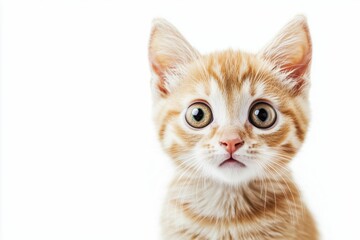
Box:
[1,1,360,239]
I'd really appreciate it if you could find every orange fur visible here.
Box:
[149,16,318,239]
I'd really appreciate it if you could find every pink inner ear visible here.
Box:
[260,16,312,94]
[282,50,312,94]
[149,19,200,98]
[151,60,169,96]
[283,43,312,78]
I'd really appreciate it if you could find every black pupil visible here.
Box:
[255,108,268,122]
[192,108,204,122]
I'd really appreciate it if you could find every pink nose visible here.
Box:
[219,138,244,154]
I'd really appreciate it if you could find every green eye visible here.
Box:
[249,102,277,129]
[185,102,213,128]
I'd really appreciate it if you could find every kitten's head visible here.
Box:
[148,16,312,185]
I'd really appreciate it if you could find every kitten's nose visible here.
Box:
[219,138,244,154]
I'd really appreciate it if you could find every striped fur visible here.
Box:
[149,16,318,240]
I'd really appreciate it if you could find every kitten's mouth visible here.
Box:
[219,158,246,168]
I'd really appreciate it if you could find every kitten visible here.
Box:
[148,16,318,240]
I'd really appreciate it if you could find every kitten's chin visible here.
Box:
[205,163,257,186]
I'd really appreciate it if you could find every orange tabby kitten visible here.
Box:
[148,16,318,240]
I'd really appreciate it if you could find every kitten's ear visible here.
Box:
[259,15,312,94]
[148,19,199,97]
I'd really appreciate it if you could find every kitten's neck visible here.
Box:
[169,169,301,224]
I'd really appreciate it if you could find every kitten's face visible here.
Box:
[149,17,311,185]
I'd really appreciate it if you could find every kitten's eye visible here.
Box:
[185,102,213,129]
[249,102,277,129]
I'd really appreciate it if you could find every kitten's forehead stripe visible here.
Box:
[204,50,293,120]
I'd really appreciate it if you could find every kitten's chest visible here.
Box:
[162,179,295,239]
[169,180,265,221]
[163,198,288,240]
[163,206,290,240]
